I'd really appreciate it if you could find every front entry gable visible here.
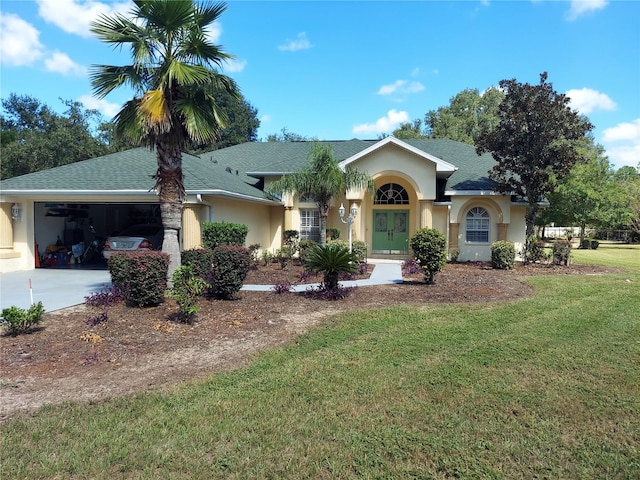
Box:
[338,137,456,201]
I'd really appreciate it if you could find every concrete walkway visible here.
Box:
[0,260,404,312]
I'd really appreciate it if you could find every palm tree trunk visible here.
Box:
[155,137,185,285]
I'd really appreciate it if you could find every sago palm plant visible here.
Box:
[304,243,357,291]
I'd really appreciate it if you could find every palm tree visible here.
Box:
[90,0,239,280]
[268,143,374,245]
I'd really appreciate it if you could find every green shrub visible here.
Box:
[305,243,357,291]
[409,228,447,284]
[491,241,516,270]
[202,221,248,249]
[523,236,547,263]
[108,251,169,307]
[449,248,460,263]
[1,301,45,335]
[181,248,215,278]
[351,240,368,263]
[205,245,251,299]
[274,246,295,269]
[168,265,209,323]
[298,239,317,265]
[552,239,572,265]
[326,227,340,240]
[580,238,600,250]
[328,239,367,263]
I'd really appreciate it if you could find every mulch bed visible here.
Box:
[0,260,615,421]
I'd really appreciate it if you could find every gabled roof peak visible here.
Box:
[338,136,458,173]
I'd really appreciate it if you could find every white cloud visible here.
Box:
[223,58,247,73]
[566,0,608,21]
[601,119,640,169]
[37,0,132,38]
[45,51,87,77]
[377,80,424,96]
[259,114,271,124]
[352,109,410,136]
[566,88,616,114]
[78,94,121,119]
[278,32,313,52]
[205,21,223,43]
[0,12,44,66]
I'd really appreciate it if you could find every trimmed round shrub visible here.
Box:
[552,239,572,265]
[580,238,600,250]
[409,228,447,284]
[491,241,516,270]
[202,221,248,249]
[181,248,215,278]
[206,245,251,299]
[107,251,169,307]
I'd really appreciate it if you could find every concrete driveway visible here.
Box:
[0,268,112,313]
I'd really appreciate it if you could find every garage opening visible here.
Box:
[35,202,161,268]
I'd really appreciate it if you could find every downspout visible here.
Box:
[196,194,214,222]
[446,204,451,256]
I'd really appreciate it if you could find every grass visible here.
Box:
[2,244,639,479]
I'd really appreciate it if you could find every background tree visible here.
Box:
[545,142,618,243]
[391,119,425,139]
[188,86,260,152]
[90,0,239,280]
[265,127,309,142]
[425,87,503,144]
[475,72,593,259]
[1,94,110,179]
[267,143,373,245]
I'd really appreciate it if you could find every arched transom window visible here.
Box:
[466,207,490,243]
[374,183,409,205]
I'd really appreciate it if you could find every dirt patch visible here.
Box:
[0,261,614,421]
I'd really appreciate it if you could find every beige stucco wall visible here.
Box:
[450,195,524,261]
[201,195,282,253]
[348,143,437,200]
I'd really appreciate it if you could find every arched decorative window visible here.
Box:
[466,207,490,243]
[374,183,409,205]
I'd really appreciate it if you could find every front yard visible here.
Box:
[1,245,638,478]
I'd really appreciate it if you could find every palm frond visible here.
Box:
[90,65,149,99]
[138,89,171,135]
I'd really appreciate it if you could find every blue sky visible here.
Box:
[1,0,638,170]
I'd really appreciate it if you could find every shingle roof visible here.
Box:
[0,147,272,201]
[0,139,497,198]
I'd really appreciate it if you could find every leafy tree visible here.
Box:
[425,87,504,145]
[267,143,373,245]
[266,127,309,142]
[392,119,425,139]
[188,86,260,152]
[475,72,593,259]
[613,165,640,236]
[90,0,240,280]
[546,142,629,243]
[1,94,109,179]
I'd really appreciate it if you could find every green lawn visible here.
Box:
[2,244,639,479]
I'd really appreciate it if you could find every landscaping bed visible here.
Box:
[0,261,614,421]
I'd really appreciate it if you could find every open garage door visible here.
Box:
[35,202,161,268]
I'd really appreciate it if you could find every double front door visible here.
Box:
[372,210,409,254]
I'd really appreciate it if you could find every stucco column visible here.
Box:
[497,223,508,241]
[419,199,434,229]
[449,222,460,250]
[284,207,294,232]
[0,203,13,249]
[182,204,202,250]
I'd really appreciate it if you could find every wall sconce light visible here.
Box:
[11,203,21,221]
